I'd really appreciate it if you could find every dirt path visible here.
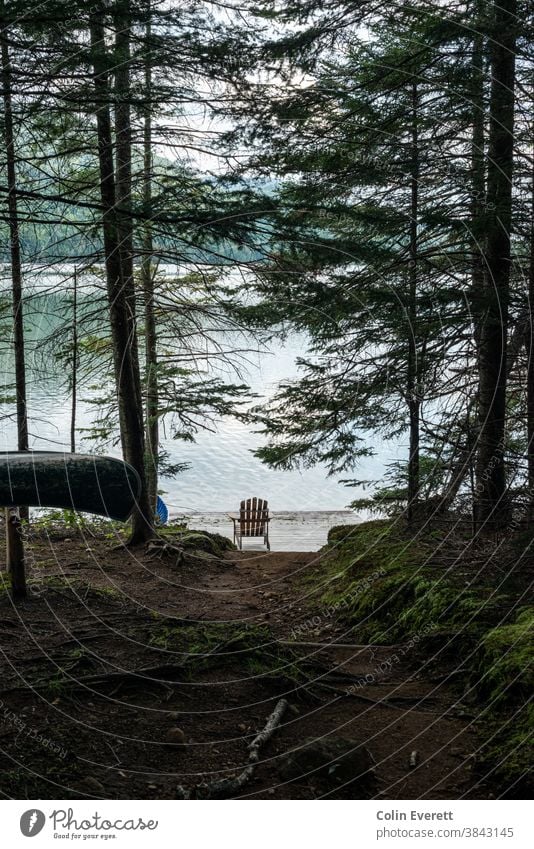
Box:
[193,549,489,799]
[0,535,490,799]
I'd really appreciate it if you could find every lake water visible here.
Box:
[0,266,398,521]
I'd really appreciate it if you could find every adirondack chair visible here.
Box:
[229,497,271,550]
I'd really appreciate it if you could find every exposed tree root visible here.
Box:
[313,681,441,714]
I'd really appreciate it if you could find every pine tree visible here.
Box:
[229,3,486,517]
[474,0,518,527]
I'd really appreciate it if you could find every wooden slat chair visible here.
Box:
[229,497,271,550]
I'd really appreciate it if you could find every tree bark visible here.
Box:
[89,5,154,543]
[70,267,78,453]
[439,313,527,511]
[527,138,534,518]
[407,79,420,522]
[0,6,29,457]
[5,508,26,600]
[474,0,517,528]
[142,9,159,512]
[469,8,486,352]
[114,0,135,319]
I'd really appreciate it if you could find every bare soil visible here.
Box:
[0,530,494,800]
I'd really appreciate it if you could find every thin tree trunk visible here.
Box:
[407,79,420,522]
[526,138,534,518]
[474,0,517,528]
[142,10,159,511]
[89,5,154,543]
[5,507,26,600]
[0,8,28,455]
[469,8,486,352]
[114,0,135,323]
[70,267,78,453]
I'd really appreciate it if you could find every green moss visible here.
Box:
[148,620,270,658]
[159,527,236,557]
[315,520,533,794]
[147,619,308,684]
[471,608,533,793]
[475,607,533,705]
[325,520,420,576]
[318,522,486,643]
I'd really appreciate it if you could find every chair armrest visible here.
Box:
[227,513,271,522]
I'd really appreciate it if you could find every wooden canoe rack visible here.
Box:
[1,451,141,599]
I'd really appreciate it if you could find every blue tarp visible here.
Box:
[156,495,169,525]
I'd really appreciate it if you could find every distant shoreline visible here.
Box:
[168,510,361,552]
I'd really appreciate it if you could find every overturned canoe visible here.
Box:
[0,451,141,521]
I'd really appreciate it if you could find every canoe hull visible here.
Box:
[0,452,141,522]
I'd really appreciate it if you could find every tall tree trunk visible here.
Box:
[70,267,78,453]
[474,0,517,528]
[440,314,526,511]
[438,15,486,513]
[89,5,154,543]
[526,137,534,519]
[142,9,159,511]
[0,7,28,457]
[407,79,420,522]
[114,0,135,318]
[469,7,486,352]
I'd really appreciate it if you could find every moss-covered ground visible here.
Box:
[304,520,533,795]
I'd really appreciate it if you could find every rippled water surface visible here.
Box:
[0,269,395,513]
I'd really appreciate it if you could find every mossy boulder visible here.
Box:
[327,520,390,548]
[327,524,363,545]
[158,528,236,559]
[474,607,533,705]
[178,530,236,557]
[318,520,504,645]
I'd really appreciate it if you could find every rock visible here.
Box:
[279,738,375,795]
[165,727,186,746]
[80,776,105,795]
[175,530,236,557]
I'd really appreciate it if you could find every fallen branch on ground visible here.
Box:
[175,698,288,799]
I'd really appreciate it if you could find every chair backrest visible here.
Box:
[240,497,269,537]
